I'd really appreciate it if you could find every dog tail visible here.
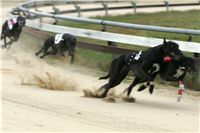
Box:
[99,73,110,80]
[99,55,125,80]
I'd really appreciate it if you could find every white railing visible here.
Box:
[11,0,200,53]
[26,19,200,53]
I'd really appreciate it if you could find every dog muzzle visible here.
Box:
[163,56,172,63]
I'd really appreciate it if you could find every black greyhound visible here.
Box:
[35,33,77,64]
[97,39,183,98]
[1,16,26,49]
[137,56,198,94]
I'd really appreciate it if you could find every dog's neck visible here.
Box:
[13,22,21,30]
[150,44,165,63]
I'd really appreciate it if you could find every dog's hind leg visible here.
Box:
[96,57,127,98]
[97,66,130,98]
[115,66,130,85]
[99,73,110,80]
[127,77,141,96]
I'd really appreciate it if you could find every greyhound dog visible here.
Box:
[137,56,197,94]
[97,39,183,98]
[35,33,77,64]
[1,16,26,49]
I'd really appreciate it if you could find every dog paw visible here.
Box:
[94,88,107,98]
[83,89,96,98]
[122,96,136,103]
[137,86,146,92]
[1,45,6,49]
[103,96,116,103]
[149,85,154,95]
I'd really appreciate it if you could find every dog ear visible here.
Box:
[163,38,167,45]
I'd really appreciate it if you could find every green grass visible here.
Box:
[58,10,200,43]
[75,48,113,71]
[58,10,200,57]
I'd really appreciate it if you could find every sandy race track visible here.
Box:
[1,42,200,132]
[1,42,199,132]
[1,1,200,133]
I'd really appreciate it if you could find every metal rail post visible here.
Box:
[101,25,117,58]
[34,1,39,11]
[102,2,108,16]
[74,4,81,17]
[52,5,59,24]
[17,3,200,35]
[131,2,137,14]
[164,0,169,12]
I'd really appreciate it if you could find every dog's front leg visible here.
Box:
[137,81,150,92]
[40,48,57,58]
[177,80,185,102]
[35,49,43,56]
[148,82,155,94]
[40,52,49,58]
[1,37,12,49]
[36,44,49,56]
[6,42,13,51]
[140,61,154,81]
[1,37,7,48]
[70,54,74,64]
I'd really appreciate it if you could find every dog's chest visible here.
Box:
[126,51,143,66]
[173,67,186,78]
[7,18,17,30]
[54,34,64,44]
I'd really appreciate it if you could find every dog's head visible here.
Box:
[65,36,76,56]
[163,38,183,61]
[17,16,26,27]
